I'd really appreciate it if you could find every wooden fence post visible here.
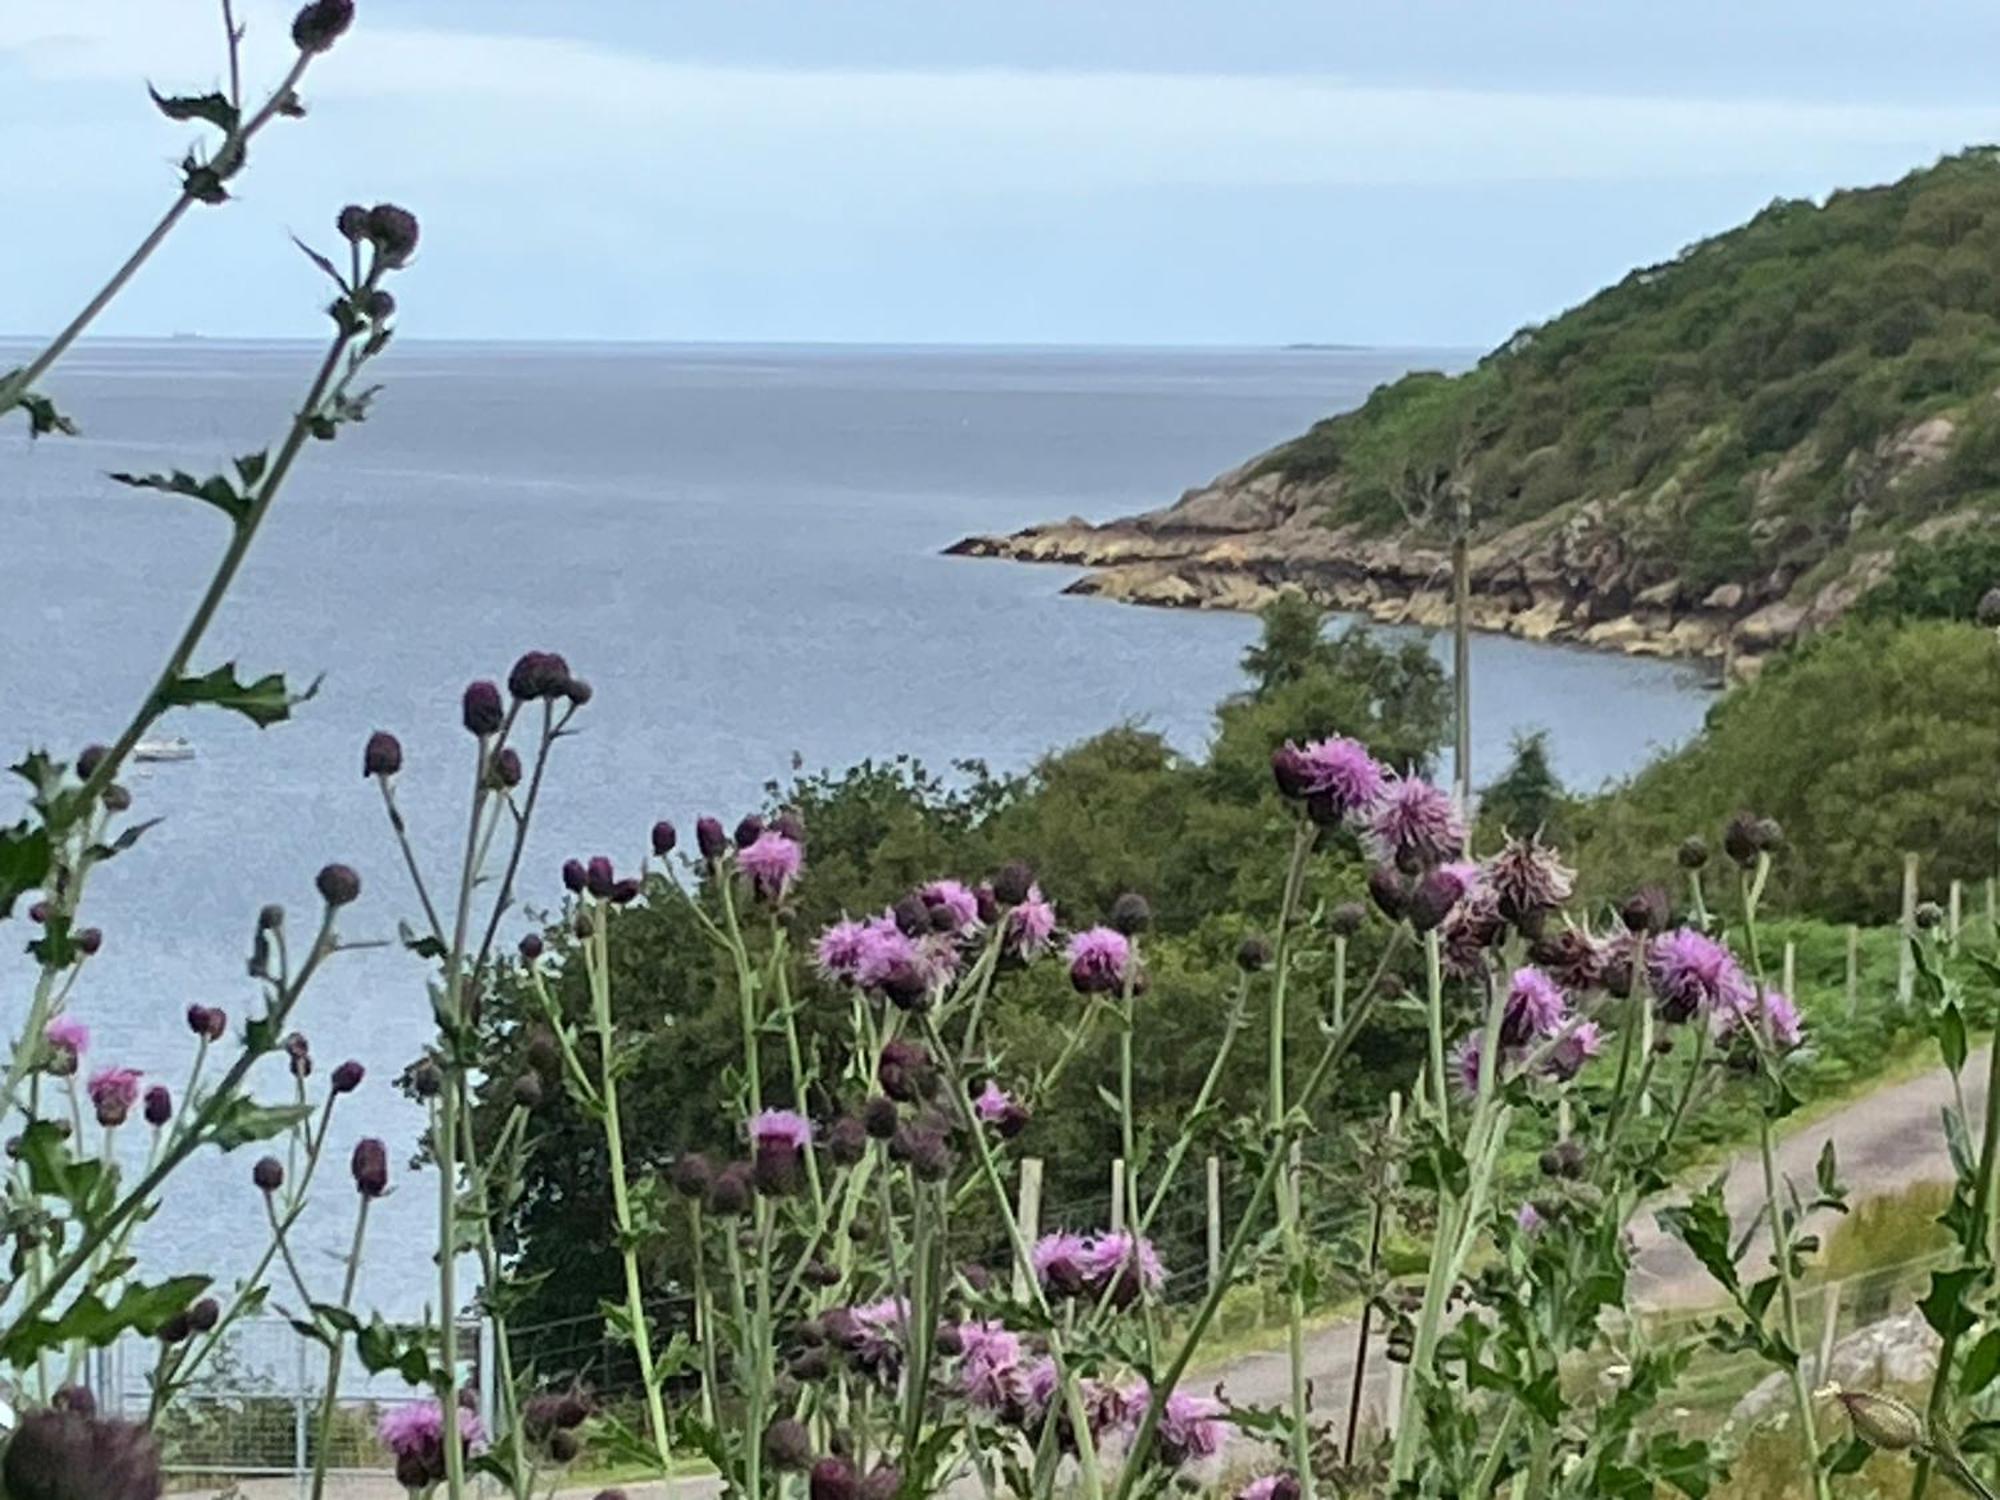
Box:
[1898,853,1920,1008]
[1782,940,1796,1003]
[1206,1156,1222,1296]
[1109,1158,1126,1235]
[1845,925,1860,1018]
[1816,1282,1840,1382]
[1013,1158,1043,1302]
[1949,879,1964,953]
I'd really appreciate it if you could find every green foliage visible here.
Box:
[1855,528,2000,624]
[1254,149,2000,596]
[1478,729,1567,842]
[1570,621,2000,921]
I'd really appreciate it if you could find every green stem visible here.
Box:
[307,1196,372,1500]
[1425,929,1449,1132]
[1267,821,1316,1500]
[1760,1114,1831,1500]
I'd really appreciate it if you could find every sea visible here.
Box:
[0,340,1712,1316]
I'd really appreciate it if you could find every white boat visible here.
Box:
[133,736,195,763]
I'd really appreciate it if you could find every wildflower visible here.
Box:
[651,820,677,857]
[1500,966,1569,1047]
[43,1017,86,1074]
[1836,1388,1926,1452]
[811,1458,861,1500]
[669,1152,713,1199]
[957,1321,1028,1411]
[1067,927,1131,994]
[1530,927,1607,993]
[1547,1020,1603,1082]
[1156,1390,1234,1466]
[351,1138,389,1197]
[2,1407,162,1500]
[365,205,422,269]
[461,680,503,736]
[920,879,982,937]
[1004,887,1057,960]
[877,1040,935,1103]
[763,1418,813,1473]
[186,1004,227,1041]
[253,1157,284,1194]
[337,205,370,241]
[1366,866,1408,921]
[143,1086,172,1127]
[973,1081,1030,1138]
[1275,736,1385,818]
[585,856,615,899]
[826,1115,867,1165]
[1678,835,1711,870]
[897,1124,954,1182]
[1238,1475,1303,1500]
[1083,1232,1166,1307]
[1237,935,1272,971]
[507,650,572,701]
[734,815,765,850]
[750,1109,814,1195]
[362,731,402,779]
[561,859,587,894]
[1031,1231,1093,1297]
[1482,834,1575,926]
[1648,928,1752,1024]
[486,748,522,790]
[1515,1202,1545,1235]
[315,863,361,907]
[862,1096,899,1139]
[87,1068,142,1128]
[739,832,804,901]
[377,1401,488,1491]
[1407,861,1479,933]
[291,0,354,54]
[706,1162,753,1217]
[1620,884,1671,934]
[1110,892,1152,935]
[992,860,1036,905]
[694,817,727,862]
[518,932,544,962]
[1440,884,1506,980]
[1714,987,1805,1052]
[1366,775,1466,871]
[834,1297,909,1383]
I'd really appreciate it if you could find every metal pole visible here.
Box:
[1451,490,1473,817]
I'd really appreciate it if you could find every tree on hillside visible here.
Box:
[1240,590,1329,695]
[1481,728,1566,839]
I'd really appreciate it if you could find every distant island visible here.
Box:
[952,148,2000,671]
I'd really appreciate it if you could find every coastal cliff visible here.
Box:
[951,150,2000,670]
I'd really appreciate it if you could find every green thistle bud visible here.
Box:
[1836,1388,1926,1452]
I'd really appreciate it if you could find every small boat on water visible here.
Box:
[133,736,195,763]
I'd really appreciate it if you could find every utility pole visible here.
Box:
[1452,486,1473,816]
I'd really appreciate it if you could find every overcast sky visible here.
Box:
[8,1,2000,347]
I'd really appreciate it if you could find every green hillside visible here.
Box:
[1263,148,2000,598]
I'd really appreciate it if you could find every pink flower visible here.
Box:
[1157,1390,1234,1466]
[956,1321,1026,1411]
[1482,833,1575,923]
[377,1400,489,1481]
[43,1016,87,1060]
[1441,884,1505,979]
[1031,1231,1093,1296]
[1005,887,1057,959]
[972,1081,1029,1136]
[1082,1232,1165,1305]
[1291,736,1387,819]
[750,1108,813,1154]
[1066,927,1131,994]
[1366,775,1466,870]
[737,831,803,900]
[1648,928,1752,1024]
[1501,967,1569,1046]
[1451,1034,1487,1100]
[835,1297,909,1383]
[1237,1476,1302,1500]
[815,918,873,982]
[1714,987,1805,1052]
[920,880,982,938]
[1515,1202,1545,1235]
[87,1067,143,1128]
[1547,1020,1603,1082]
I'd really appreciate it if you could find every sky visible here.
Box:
[8,2,2000,348]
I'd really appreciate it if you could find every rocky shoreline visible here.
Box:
[943,444,1952,677]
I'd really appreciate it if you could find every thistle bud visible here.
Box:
[826,1115,867,1166]
[365,204,421,268]
[508,651,573,701]
[696,818,728,862]
[1916,901,1945,931]
[186,1004,227,1041]
[76,928,102,956]
[410,1058,443,1099]
[1327,901,1367,937]
[252,1156,284,1193]
[764,1418,813,1473]
[3,1408,163,1500]
[585,857,615,899]
[462,680,504,736]
[1722,812,1761,868]
[564,677,594,706]
[488,747,523,790]
[1620,885,1670,935]
[76,744,108,780]
[669,1152,714,1199]
[1836,1388,1926,1452]
[651,821,678,857]
[189,1297,220,1333]
[561,859,587,894]
[734,815,765,850]
[512,1072,544,1110]
[1237,936,1272,972]
[862,1096,899,1139]
[291,0,355,53]
[351,1137,389,1197]
[143,1086,172,1127]
[811,1458,860,1500]
[992,860,1034,905]
[892,895,930,938]
[519,932,544,962]
[102,783,132,812]
[1367,866,1408,922]
[1109,892,1151,936]
[337,204,370,241]
[1977,586,2000,627]
[315,863,360,907]
[706,1162,752,1217]
[363,731,402,779]
[1677,835,1710,870]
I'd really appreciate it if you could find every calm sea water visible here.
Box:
[0,341,1711,1312]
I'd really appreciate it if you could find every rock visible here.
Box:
[1735,600,1810,650]
[1702,582,1745,611]
[1730,1310,1939,1432]
[1635,579,1682,609]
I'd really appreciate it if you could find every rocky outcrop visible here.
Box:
[945,415,1987,670]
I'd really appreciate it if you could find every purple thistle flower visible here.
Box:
[1238,1476,1303,1500]
[1082,1231,1165,1305]
[1005,887,1057,959]
[956,1321,1026,1411]
[1156,1390,1234,1466]
[1031,1231,1093,1297]
[1515,1202,1545,1235]
[1546,1020,1604,1082]
[1501,966,1570,1047]
[738,832,804,901]
[87,1067,143,1128]
[1481,833,1576,924]
[1714,987,1805,1052]
[750,1109,813,1154]
[1532,926,1608,993]
[44,1016,88,1066]
[1066,927,1131,995]
[920,879,982,938]
[1407,860,1480,933]
[1290,735,1387,819]
[1648,928,1753,1024]
[837,1297,909,1383]
[377,1401,488,1487]
[973,1080,1016,1124]
[815,918,874,982]
[1451,1034,1487,1100]
[1440,884,1506,980]
[1366,774,1467,871]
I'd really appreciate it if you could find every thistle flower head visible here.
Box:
[1714,986,1805,1052]
[815,917,875,982]
[1157,1390,1234,1466]
[377,1401,488,1486]
[1547,1020,1604,1082]
[1515,1202,1545,1235]
[1081,1231,1166,1305]
[738,832,804,901]
[1648,927,1753,1024]
[973,1080,1015,1124]
[1835,1388,1926,1452]
[1030,1231,1093,1297]
[87,1067,142,1128]
[1237,1476,1303,1500]
[1451,1033,1487,1100]
[919,879,982,938]
[1005,886,1057,959]
[1290,735,1387,818]
[1366,775,1466,871]
[1407,860,1479,933]
[1440,884,1506,980]
[44,1016,87,1064]
[1482,833,1576,924]
[2,1407,162,1500]
[362,730,402,779]
[1500,966,1569,1047]
[750,1109,813,1155]
[1066,927,1131,994]
[1530,926,1607,992]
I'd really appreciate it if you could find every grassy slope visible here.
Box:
[1259,148,2000,598]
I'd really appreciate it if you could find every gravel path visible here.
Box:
[190,1048,1979,1495]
